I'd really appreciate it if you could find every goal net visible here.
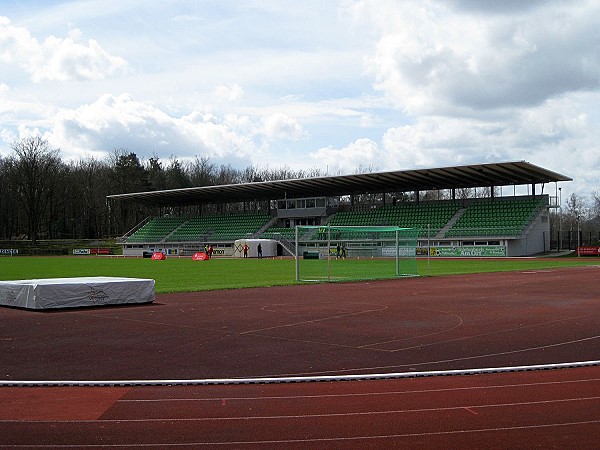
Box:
[294,225,419,283]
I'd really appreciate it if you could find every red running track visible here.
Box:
[1,366,599,448]
[1,267,600,448]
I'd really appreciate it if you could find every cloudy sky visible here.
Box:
[1,0,599,198]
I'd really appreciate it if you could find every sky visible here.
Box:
[1,0,599,201]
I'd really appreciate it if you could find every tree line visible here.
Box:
[1,136,599,246]
[0,137,324,243]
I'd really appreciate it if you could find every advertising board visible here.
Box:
[419,246,507,257]
[73,248,111,255]
[577,246,600,256]
[382,247,416,257]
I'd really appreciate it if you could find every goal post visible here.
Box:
[295,225,419,283]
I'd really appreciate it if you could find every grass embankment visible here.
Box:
[0,255,597,294]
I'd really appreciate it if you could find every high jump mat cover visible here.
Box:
[0,277,155,310]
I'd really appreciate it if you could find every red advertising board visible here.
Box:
[192,252,209,261]
[90,248,111,255]
[151,252,166,260]
[577,246,600,256]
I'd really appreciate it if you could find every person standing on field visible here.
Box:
[257,243,262,259]
[243,243,249,258]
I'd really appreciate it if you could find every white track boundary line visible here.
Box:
[1,360,599,387]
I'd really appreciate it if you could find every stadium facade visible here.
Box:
[107,161,571,258]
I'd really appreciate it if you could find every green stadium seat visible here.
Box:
[445,197,545,238]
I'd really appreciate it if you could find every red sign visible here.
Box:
[192,252,209,261]
[151,252,166,260]
[90,248,111,255]
[577,246,600,256]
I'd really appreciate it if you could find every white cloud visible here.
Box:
[0,16,128,82]
[446,0,558,14]
[260,113,307,141]
[356,0,600,115]
[223,114,254,135]
[43,93,256,165]
[0,127,16,146]
[337,0,600,198]
[0,83,56,142]
[310,138,381,173]
[1,1,599,201]
[214,83,244,102]
[378,94,600,195]
[0,83,8,96]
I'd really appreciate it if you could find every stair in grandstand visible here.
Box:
[436,208,466,239]
[122,216,152,242]
[275,235,296,257]
[126,216,186,243]
[253,217,279,238]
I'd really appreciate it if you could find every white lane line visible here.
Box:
[1,360,599,387]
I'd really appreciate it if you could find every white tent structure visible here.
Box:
[233,239,277,258]
[0,277,155,310]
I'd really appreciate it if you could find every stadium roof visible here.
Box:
[107,161,571,207]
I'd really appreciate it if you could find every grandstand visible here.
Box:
[165,213,270,242]
[125,216,186,243]
[328,202,460,237]
[109,161,571,258]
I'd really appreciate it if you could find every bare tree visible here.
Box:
[69,157,113,239]
[6,136,63,244]
[591,191,600,225]
[189,156,216,186]
[215,164,240,185]
[565,193,587,222]
[455,187,475,200]
[108,149,151,232]
[146,154,167,191]
[562,192,588,245]
[165,156,191,189]
[0,156,20,238]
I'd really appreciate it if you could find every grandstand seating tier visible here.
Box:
[126,197,547,244]
[127,213,271,243]
[444,197,545,238]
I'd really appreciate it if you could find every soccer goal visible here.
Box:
[294,225,419,282]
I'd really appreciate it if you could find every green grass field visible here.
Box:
[0,255,597,293]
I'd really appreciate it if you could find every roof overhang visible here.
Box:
[106,161,572,207]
